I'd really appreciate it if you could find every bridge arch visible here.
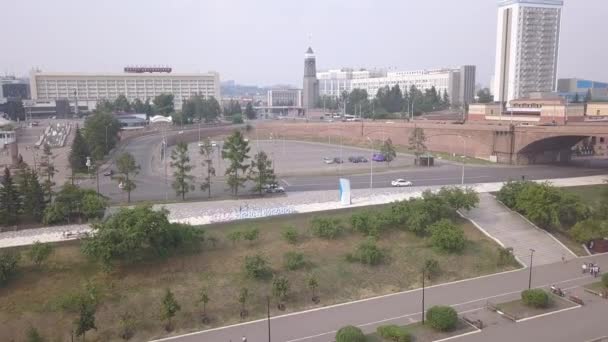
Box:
[516,135,588,164]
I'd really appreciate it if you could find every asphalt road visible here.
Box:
[83,131,608,204]
[153,254,608,342]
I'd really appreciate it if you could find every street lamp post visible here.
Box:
[422,268,426,325]
[366,137,374,189]
[461,136,468,185]
[105,124,109,153]
[528,249,535,289]
[267,296,271,342]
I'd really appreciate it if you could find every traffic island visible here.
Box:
[365,318,479,342]
[493,290,580,322]
[583,281,608,299]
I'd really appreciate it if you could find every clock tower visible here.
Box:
[302,47,319,111]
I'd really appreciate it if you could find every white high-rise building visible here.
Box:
[493,0,563,104]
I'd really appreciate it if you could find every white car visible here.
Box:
[323,157,335,164]
[391,179,413,187]
[262,184,285,193]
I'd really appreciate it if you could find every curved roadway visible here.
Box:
[84,127,608,204]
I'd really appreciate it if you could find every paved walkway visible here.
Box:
[461,193,577,266]
[0,175,605,248]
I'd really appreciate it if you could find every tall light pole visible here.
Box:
[366,137,373,189]
[528,249,535,289]
[461,136,468,185]
[105,124,110,153]
[422,268,426,325]
[267,296,271,342]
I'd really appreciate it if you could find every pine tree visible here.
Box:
[442,90,450,108]
[69,129,90,174]
[245,102,256,120]
[0,167,21,225]
[584,89,593,103]
[18,168,45,223]
[38,144,56,202]
[248,151,277,195]
[170,142,194,200]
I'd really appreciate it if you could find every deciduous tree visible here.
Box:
[116,152,140,203]
[380,138,397,167]
[249,151,276,195]
[153,94,175,116]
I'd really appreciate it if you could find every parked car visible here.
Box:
[323,157,335,164]
[333,157,344,164]
[348,156,357,163]
[391,179,413,187]
[103,170,114,177]
[263,183,285,193]
[357,156,368,163]
[372,153,386,162]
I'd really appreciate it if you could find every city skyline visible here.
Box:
[1,0,607,87]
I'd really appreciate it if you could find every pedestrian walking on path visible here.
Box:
[582,263,587,274]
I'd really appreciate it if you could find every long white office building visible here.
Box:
[350,66,476,106]
[317,68,386,98]
[29,70,221,110]
[493,0,563,104]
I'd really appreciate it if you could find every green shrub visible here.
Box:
[497,247,517,266]
[282,225,299,244]
[521,289,549,308]
[27,241,54,266]
[602,273,608,288]
[310,217,343,239]
[244,254,272,279]
[348,238,384,265]
[496,181,530,208]
[242,228,260,243]
[426,306,458,332]
[430,219,466,253]
[284,251,306,271]
[377,324,412,342]
[438,187,480,211]
[0,251,20,287]
[350,210,381,237]
[335,325,365,342]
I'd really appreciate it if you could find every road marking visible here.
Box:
[515,304,581,323]
[281,178,291,186]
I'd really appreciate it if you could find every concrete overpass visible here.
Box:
[252,121,608,164]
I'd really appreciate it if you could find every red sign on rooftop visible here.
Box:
[124,66,172,74]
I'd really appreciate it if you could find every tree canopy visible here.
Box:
[83,112,121,160]
[222,131,250,196]
[82,205,203,266]
[153,94,175,116]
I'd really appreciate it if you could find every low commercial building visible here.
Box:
[267,88,302,107]
[29,69,221,110]
[468,94,585,125]
[586,103,608,117]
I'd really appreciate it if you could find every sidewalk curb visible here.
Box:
[514,304,581,323]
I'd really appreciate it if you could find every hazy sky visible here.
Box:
[2,0,607,87]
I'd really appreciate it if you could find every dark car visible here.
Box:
[357,156,368,163]
[348,156,357,163]
[372,153,386,162]
[103,170,114,177]
[333,157,344,164]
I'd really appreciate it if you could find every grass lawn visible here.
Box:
[0,205,519,342]
[366,319,476,342]
[496,293,579,321]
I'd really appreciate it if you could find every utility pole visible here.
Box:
[267,296,271,342]
[422,268,426,325]
[528,249,535,289]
